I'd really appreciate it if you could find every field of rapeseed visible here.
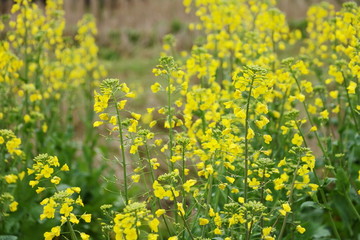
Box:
[1,0,360,239]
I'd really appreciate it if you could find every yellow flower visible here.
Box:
[151,82,161,93]
[109,116,117,125]
[320,109,329,119]
[347,81,357,94]
[262,226,272,236]
[60,203,73,217]
[72,187,81,193]
[199,218,209,225]
[36,187,46,194]
[225,176,235,184]
[291,133,303,146]
[214,228,222,234]
[120,83,130,93]
[247,128,255,139]
[296,225,306,234]
[41,165,54,178]
[155,209,166,217]
[99,113,109,120]
[128,119,138,132]
[70,213,79,224]
[40,200,56,220]
[9,201,18,212]
[93,121,104,127]
[329,90,338,99]
[51,176,61,185]
[149,120,157,128]
[263,134,272,144]
[149,218,160,232]
[41,123,48,133]
[44,226,61,240]
[131,112,141,120]
[309,126,317,132]
[153,181,166,199]
[148,234,159,240]
[265,195,273,201]
[280,126,288,135]
[126,92,136,98]
[76,196,84,207]
[249,178,260,189]
[18,171,25,180]
[183,179,197,192]
[4,174,18,184]
[81,214,92,223]
[60,164,70,171]
[255,103,268,114]
[131,174,140,183]
[24,114,31,123]
[279,203,291,216]
[29,180,39,187]
[124,228,137,240]
[117,100,127,110]
[80,232,90,240]
[168,236,178,240]
[6,137,21,155]
[177,202,185,216]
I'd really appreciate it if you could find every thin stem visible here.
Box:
[166,73,174,171]
[345,194,360,221]
[244,75,255,240]
[144,143,172,235]
[296,127,341,239]
[67,220,78,240]
[114,101,128,205]
[342,72,360,132]
[181,143,186,206]
[312,170,341,240]
[170,189,195,240]
[260,166,267,229]
[244,76,256,203]
[290,70,334,169]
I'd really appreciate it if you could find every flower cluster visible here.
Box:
[0,129,24,224]
[28,154,91,240]
[1,0,107,236]
[0,0,106,154]
[93,1,360,239]
[113,201,160,240]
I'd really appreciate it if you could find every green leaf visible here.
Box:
[0,236,18,240]
[313,226,331,239]
[300,201,321,209]
[335,167,350,195]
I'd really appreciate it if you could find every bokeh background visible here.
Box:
[1,0,355,83]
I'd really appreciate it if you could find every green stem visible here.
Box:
[244,76,255,203]
[260,167,267,229]
[345,194,360,221]
[114,101,128,205]
[170,189,195,240]
[312,171,341,239]
[290,70,334,170]
[296,126,341,239]
[342,72,360,132]
[244,75,255,240]
[145,143,172,236]
[166,73,174,171]
[67,220,78,240]
[181,143,186,206]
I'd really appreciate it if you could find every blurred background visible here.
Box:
[0,0,355,83]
